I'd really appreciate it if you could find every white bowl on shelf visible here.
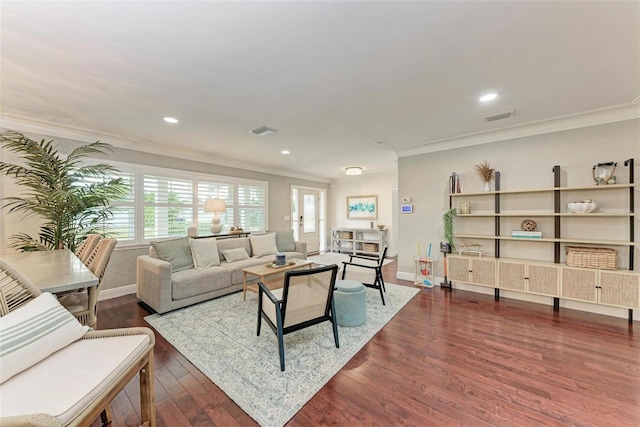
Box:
[568,200,597,214]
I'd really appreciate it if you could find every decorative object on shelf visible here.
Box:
[449,172,463,194]
[568,199,597,214]
[565,246,618,270]
[458,201,471,215]
[376,224,385,230]
[442,208,457,252]
[474,160,495,192]
[205,198,227,233]
[592,161,617,186]
[520,219,537,231]
[229,226,245,234]
[456,242,485,257]
[346,195,377,220]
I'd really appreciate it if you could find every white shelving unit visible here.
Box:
[330,227,388,258]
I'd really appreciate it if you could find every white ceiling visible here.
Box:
[1,1,639,181]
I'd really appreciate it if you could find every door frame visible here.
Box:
[291,185,327,254]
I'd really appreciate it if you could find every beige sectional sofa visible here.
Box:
[137,232,307,314]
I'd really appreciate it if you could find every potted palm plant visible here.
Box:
[0,130,130,252]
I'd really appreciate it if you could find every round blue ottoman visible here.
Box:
[334,279,367,327]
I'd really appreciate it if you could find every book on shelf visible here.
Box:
[511,230,542,238]
[449,172,463,194]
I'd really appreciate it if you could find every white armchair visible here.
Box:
[0,259,156,426]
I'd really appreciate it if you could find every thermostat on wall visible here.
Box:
[401,197,412,203]
[401,204,413,213]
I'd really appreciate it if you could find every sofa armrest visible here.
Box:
[136,255,173,314]
[294,241,307,259]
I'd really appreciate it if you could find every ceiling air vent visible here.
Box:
[250,125,278,136]
[484,110,515,122]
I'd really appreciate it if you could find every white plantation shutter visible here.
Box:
[144,174,193,239]
[197,181,234,235]
[78,170,135,243]
[237,184,267,231]
[76,162,269,245]
[105,171,135,242]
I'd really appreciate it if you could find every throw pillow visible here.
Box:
[275,230,296,252]
[151,237,194,272]
[189,238,221,269]
[0,293,90,384]
[250,233,278,257]
[221,247,250,262]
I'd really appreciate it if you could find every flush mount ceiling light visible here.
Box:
[281,150,290,155]
[345,166,363,176]
[479,93,498,102]
[373,141,384,146]
[163,117,179,124]
[250,125,278,136]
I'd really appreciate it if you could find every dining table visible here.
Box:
[0,249,99,293]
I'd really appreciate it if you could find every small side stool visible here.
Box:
[334,279,367,327]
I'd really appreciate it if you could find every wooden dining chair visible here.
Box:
[74,233,102,264]
[59,238,117,328]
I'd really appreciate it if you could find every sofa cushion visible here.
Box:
[171,267,232,300]
[0,334,149,425]
[275,230,296,252]
[0,293,90,384]
[249,233,278,257]
[217,238,253,260]
[189,238,221,268]
[151,237,194,272]
[220,257,267,285]
[221,247,250,262]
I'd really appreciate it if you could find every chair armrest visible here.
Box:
[136,255,173,314]
[348,254,380,262]
[342,261,377,270]
[257,281,281,304]
[294,241,307,259]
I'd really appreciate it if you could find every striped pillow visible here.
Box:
[0,292,89,384]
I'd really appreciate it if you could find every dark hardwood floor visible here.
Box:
[93,258,640,426]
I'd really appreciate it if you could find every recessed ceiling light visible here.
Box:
[479,93,498,102]
[345,166,363,176]
[281,150,290,155]
[164,117,179,124]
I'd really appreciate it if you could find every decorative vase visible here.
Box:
[483,181,492,192]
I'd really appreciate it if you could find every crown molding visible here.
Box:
[0,114,330,183]
[396,100,640,158]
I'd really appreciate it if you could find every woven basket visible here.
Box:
[338,231,353,239]
[565,246,618,270]
[363,242,379,252]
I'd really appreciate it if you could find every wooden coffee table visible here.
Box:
[242,259,313,300]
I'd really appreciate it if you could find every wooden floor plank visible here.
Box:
[92,257,640,426]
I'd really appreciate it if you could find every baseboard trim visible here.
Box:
[99,284,137,301]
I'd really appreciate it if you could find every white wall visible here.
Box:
[398,118,640,318]
[329,171,398,255]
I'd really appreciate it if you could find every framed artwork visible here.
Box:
[347,195,378,220]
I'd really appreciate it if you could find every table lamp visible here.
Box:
[205,198,226,233]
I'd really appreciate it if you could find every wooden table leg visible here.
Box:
[243,271,247,301]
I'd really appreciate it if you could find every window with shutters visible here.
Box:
[76,162,268,246]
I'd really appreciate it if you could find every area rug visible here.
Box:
[145,283,418,427]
